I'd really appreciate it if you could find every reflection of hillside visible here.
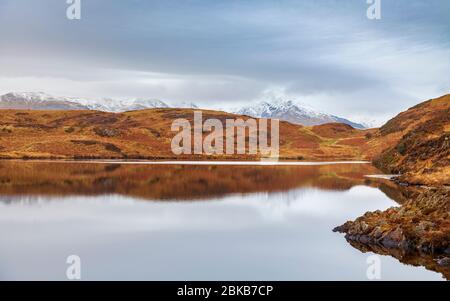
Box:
[0,161,403,201]
[347,240,449,280]
[376,182,421,205]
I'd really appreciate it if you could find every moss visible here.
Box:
[396,142,407,155]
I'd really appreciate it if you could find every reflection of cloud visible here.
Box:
[0,186,441,281]
[0,186,395,228]
[223,186,396,222]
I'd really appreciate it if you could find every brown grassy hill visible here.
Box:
[335,95,450,264]
[0,108,372,161]
[312,122,357,138]
[371,94,450,186]
[0,94,448,184]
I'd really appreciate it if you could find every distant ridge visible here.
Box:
[233,99,366,129]
[0,91,365,128]
[0,92,89,110]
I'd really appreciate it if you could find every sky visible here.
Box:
[0,0,449,125]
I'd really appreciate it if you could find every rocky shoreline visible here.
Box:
[333,94,450,278]
[333,188,450,277]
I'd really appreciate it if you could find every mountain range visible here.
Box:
[0,92,365,128]
[232,99,366,129]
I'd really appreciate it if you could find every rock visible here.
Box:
[94,127,121,137]
[436,257,450,266]
[415,221,435,234]
[381,227,405,248]
[371,226,384,239]
[360,221,369,232]
[333,189,450,255]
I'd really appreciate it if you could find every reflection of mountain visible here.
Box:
[0,161,404,201]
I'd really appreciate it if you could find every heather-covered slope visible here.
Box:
[0,94,448,176]
[372,94,450,186]
[0,108,373,161]
[335,95,450,265]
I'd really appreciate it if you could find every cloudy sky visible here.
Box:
[0,0,448,125]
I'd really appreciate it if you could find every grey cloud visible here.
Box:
[0,0,448,124]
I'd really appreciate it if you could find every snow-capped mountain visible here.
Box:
[74,97,169,112]
[233,99,366,129]
[170,101,199,109]
[0,92,202,112]
[0,92,170,112]
[0,92,89,110]
[0,92,366,128]
[354,118,379,129]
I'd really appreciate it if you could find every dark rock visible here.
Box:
[436,257,450,266]
[94,127,121,137]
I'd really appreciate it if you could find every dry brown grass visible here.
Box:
[372,94,450,185]
[0,94,448,186]
[0,108,373,161]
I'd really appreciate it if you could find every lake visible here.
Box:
[0,160,445,280]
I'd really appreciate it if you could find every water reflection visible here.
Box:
[0,161,444,280]
[0,160,410,202]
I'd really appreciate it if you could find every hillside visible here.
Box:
[0,94,448,182]
[0,108,373,161]
[372,94,450,186]
[334,94,450,262]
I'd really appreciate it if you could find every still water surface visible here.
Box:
[0,161,445,280]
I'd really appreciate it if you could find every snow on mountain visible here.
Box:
[0,92,205,112]
[0,92,366,128]
[0,92,170,112]
[169,101,199,109]
[233,98,366,129]
[354,118,379,129]
[74,97,169,112]
[0,92,89,110]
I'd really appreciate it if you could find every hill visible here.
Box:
[0,94,448,184]
[0,108,372,161]
[372,94,450,186]
[334,94,450,262]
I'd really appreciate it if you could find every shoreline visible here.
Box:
[334,187,450,263]
[0,158,371,166]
